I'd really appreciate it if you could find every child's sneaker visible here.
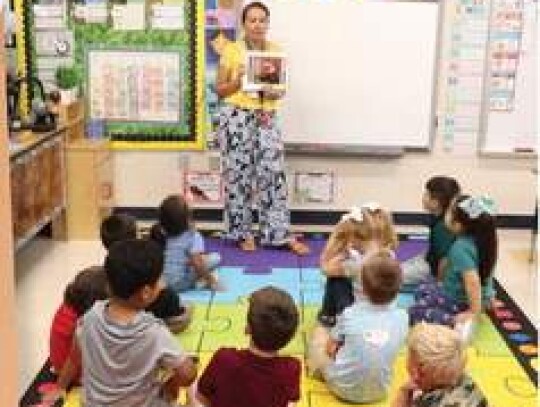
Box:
[455,319,474,344]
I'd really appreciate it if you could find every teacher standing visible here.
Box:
[215,1,309,255]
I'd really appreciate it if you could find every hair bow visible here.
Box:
[341,206,364,223]
[457,196,496,219]
[361,202,382,212]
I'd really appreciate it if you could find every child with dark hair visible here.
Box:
[101,213,192,333]
[402,176,461,286]
[99,213,138,249]
[151,195,222,292]
[409,195,498,342]
[49,266,108,381]
[196,286,301,407]
[54,239,197,406]
[308,251,408,403]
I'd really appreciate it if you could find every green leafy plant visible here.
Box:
[55,65,80,90]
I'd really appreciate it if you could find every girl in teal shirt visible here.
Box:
[402,176,460,286]
[409,195,498,336]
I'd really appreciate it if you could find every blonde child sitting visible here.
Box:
[392,322,488,407]
[308,251,408,403]
[317,203,398,326]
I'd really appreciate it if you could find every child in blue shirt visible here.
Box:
[151,194,222,292]
[409,195,498,340]
[308,250,408,403]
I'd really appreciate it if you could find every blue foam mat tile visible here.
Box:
[300,267,325,283]
[396,293,414,309]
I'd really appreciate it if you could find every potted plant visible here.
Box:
[55,65,80,105]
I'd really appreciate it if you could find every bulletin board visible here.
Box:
[31,0,205,150]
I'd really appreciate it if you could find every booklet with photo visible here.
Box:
[243,51,287,92]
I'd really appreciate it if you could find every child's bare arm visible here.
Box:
[189,253,219,288]
[43,339,81,404]
[320,253,346,277]
[325,338,341,358]
[196,389,211,406]
[161,357,198,402]
[455,270,482,323]
[391,381,417,407]
[436,258,447,281]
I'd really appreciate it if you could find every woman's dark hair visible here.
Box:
[426,176,461,215]
[452,195,498,284]
[158,194,191,237]
[64,266,108,315]
[241,1,270,24]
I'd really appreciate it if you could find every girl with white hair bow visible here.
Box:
[316,203,398,327]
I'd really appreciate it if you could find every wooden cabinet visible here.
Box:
[65,139,114,239]
[9,130,66,250]
[58,100,85,142]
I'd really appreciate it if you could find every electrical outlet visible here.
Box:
[208,155,220,172]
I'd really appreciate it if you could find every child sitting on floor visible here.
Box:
[401,176,461,286]
[150,194,222,292]
[409,195,498,342]
[53,239,197,406]
[317,203,398,326]
[195,286,301,407]
[101,213,193,333]
[308,251,408,404]
[49,266,108,382]
[392,322,488,407]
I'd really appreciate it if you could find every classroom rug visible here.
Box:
[21,234,538,407]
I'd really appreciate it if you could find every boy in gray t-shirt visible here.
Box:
[53,239,197,407]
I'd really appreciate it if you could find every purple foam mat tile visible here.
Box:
[205,236,327,268]
[206,236,427,267]
[396,240,428,261]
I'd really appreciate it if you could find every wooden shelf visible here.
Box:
[9,129,66,251]
[65,138,115,239]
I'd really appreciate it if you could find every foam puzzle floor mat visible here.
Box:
[23,235,538,407]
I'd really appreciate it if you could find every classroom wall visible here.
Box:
[113,0,536,219]
[0,6,20,404]
[114,139,536,215]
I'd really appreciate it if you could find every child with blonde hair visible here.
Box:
[317,203,398,326]
[392,322,488,407]
[309,251,408,403]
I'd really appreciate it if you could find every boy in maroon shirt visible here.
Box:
[196,286,301,407]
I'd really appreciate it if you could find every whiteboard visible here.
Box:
[267,0,440,149]
[481,1,537,154]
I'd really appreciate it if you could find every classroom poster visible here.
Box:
[440,0,490,154]
[88,50,181,123]
[293,172,334,204]
[184,171,223,203]
[488,0,524,111]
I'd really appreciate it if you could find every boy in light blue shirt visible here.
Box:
[308,251,408,403]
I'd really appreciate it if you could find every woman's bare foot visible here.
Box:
[287,238,310,256]
[239,237,256,251]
